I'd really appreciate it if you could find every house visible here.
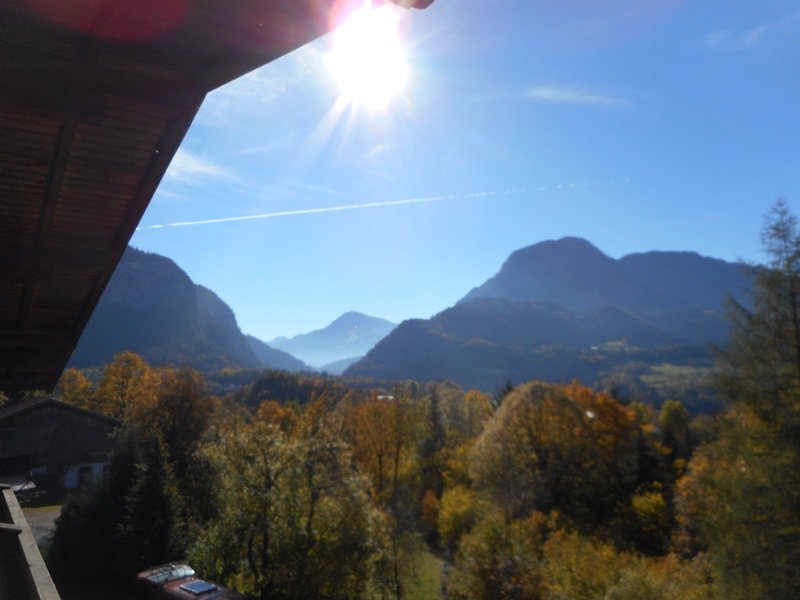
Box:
[0,398,119,491]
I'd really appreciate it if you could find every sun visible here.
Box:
[328,4,409,110]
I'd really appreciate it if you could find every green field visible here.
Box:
[640,363,714,389]
[401,542,445,600]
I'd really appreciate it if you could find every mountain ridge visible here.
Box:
[346,236,751,391]
[462,236,744,312]
[70,248,306,372]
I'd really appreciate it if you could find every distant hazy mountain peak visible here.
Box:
[270,311,396,368]
[330,311,394,328]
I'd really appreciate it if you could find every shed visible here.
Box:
[0,398,119,490]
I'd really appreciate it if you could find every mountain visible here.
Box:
[270,312,396,368]
[462,236,743,312]
[69,248,303,372]
[245,335,309,372]
[347,237,750,392]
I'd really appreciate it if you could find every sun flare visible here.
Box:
[328,4,409,110]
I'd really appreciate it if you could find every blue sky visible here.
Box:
[131,0,800,340]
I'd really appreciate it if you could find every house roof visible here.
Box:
[0,397,120,427]
[0,0,434,392]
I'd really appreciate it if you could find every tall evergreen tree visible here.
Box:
[685,199,800,599]
[118,435,186,575]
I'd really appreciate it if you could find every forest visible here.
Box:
[43,201,800,599]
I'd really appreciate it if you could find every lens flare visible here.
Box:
[327,4,409,110]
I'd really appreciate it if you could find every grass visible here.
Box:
[401,540,445,600]
[640,363,714,388]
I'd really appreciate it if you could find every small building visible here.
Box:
[0,398,119,491]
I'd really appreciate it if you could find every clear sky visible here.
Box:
[131,0,800,341]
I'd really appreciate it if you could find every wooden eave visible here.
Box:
[0,0,434,392]
[0,396,120,427]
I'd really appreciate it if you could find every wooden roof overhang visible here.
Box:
[0,0,434,392]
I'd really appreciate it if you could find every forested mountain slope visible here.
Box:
[69,248,304,372]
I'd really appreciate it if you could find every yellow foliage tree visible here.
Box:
[438,485,480,552]
[469,381,639,524]
[94,351,159,421]
[55,368,94,409]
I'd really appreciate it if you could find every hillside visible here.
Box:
[347,237,750,392]
[69,248,303,372]
[270,311,396,368]
[245,335,310,372]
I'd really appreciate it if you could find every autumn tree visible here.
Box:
[352,395,395,501]
[438,484,482,553]
[55,368,94,409]
[419,387,446,498]
[254,399,296,432]
[94,351,159,420]
[658,399,692,461]
[469,382,640,526]
[191,404,388,600]
[152,367,218,466]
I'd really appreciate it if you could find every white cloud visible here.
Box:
[526,86,626,108]
[165,149,236,183]
[704,12,800,51]
[741,24,770,47]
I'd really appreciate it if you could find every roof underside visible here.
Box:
[0,0,432,392]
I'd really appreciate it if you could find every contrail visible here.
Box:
[135,179,629,231]
[137,193,463,230]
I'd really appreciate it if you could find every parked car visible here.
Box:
[136,563,249,599]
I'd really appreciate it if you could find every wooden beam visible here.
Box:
[38,121,78,240]
[15,121,77,331]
